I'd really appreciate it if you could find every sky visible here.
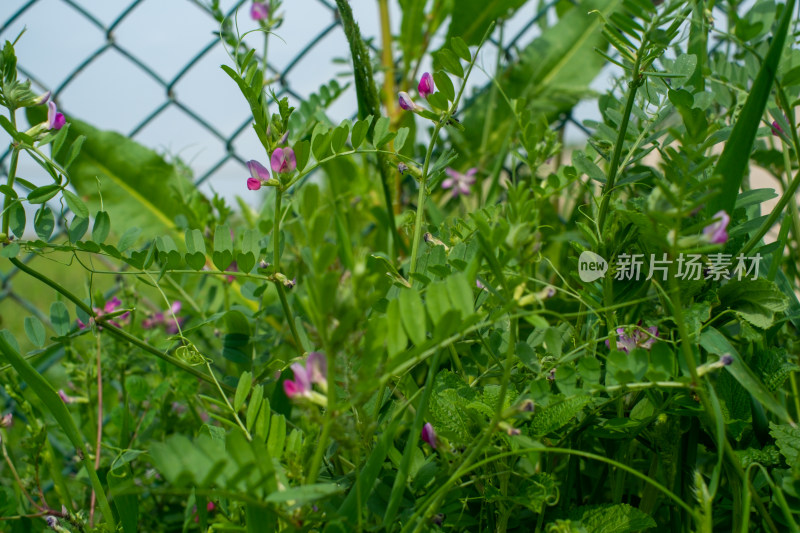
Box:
[0,0,607,213]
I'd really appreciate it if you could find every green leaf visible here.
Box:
[769,422,800,464]
[33,205,54,241]
[398,288,427,345]
[717,278,788,329]
[265,483,343,504]
[530,395,592,436]
[24,316,46,348]
[330,123,350,153]
[293,140,311,172]
[234,371,253,412]
[709,0,796,214]
[386,298,408,356]
[50,302,71,336]
[68,216,89,242]
[568,503,657,533]
[0,242,19,258]
[434,48,464,78]
[394,127,410,152]
[372,116,393,147]
[184,228,207,270]
[451,36,472,61]
[433,71,455,102]
[445,272,474,319]
[246,385,264,432]
[8,201,25,238]
[213,224,234,271]
[445,0,525,45]
[62,189,89,219]
[92,211,111,243]
[27,184,61,204]
[351,117,371,148]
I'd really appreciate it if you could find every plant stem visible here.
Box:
[408,122,443,275]
[2,111,19,237]
[271,188,305,355]
[89,334,103,528]
[597,60,642,236]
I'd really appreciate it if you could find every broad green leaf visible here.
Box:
[184,228,207,270]
[386,297,408,356]
[433,71,455,102]
[398,288,427,345]
[24,316,46,348]
[62,189,89,218]
[213,224,234,271]
[92,210,110,243]
[8,201,25,238]
[351,117,371,148]
[235,371,253,412]
[451,36,471,61]
[434,48,464,78]
[33,205,54,241]
[445,0,525,45]
[50,302,71,336]
[27,184,60,204]
[445,273,474,319]
[68,216,89,242]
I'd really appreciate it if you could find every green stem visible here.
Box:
[2,112,19,237]
[276,283,304,356]
[273,189,283,272]
[408,122,443,275]
[597,59,643,236]
[305,340,335,483]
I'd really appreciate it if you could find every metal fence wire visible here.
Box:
[0,0,577,329]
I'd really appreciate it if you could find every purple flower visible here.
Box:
[246,160,271,191]
[442,168,477,198]
[283,352,328,400]
[418,72,434,99]
[398,162,408,174]
[398,91,421,112]
[421,422,437,449]
[720,354,733,366]
[47,101,65,130]
[250,1,269,20]
[607,324,659,353]
[703,210,730,244]
[771,120,784,137]
[271,148,296,174]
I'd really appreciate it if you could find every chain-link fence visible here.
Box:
[0,0,588,342]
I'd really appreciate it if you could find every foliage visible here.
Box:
[2,0,800,532]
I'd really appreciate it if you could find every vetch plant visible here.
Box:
[2,1,800,532]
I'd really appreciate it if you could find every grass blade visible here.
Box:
[709,0,796,214]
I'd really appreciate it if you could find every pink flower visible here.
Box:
[442,168,477,198]
[398,91,421,112]
[0,413,12,428]
[270,148,296,174]
[142,301,185,334]
[78,297,129,330]
[606,324,659,353]
[421,422,437,449]
[418,72,434,99]
[47,101,65,130]
[771,120,784,137]
[246,160,271,191]
[703,210,730,244]
[283,352,328,400]
[250,1,269,20]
